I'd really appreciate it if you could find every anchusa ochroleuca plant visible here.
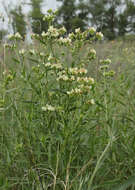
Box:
[2,9,117,190]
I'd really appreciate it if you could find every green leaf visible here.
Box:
[111,175,135,190]
[12,57,20,64]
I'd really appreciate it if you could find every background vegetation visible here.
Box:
[0,0,135,40]
[0,1,135,190]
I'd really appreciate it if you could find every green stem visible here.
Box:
[88,140,112,190]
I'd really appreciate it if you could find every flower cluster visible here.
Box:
[88,27,96,35]
[99,58,115,77]
[47,26,59,37]
[42,104,56,111]
[103,70,115,77]
[57,73,69,81]
[19,49,26,56]
[72,30,87,41]
[7,32,22,40]
[43,9,58,23]
[86,99,95,105]
[68,32,75,40]
[39,52,45,58]
[75,28,81,33]
[100,58,111,65]
[99,65,109,70]
[67,26,101,42]
[77,77,94,84]
[43,62,62,70]
[4,43,16,50]
[67,83,92,96]
[29,49,36,55]
[96,32,103,40]
[31,33,40,40]
[68,67,88,75]
[67,87,82,95]
[88,49,96,60]
[42,26,67,40]
[99,59,111,71]
[58,37,72,46]
[58,26,67,35]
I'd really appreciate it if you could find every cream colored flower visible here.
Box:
[51,63,62,69]
[57,75,69,81]
[29,49,36,55]
[42,104,55,111]
[90,99,95,104]
[58,37,72,45]
[77,77,94,84]
[15,32,22,40]
[89,27,96,35]
[69,67,87,75]
[59,26,66,34]
[67,88,82,95]
[44,62,51,67]
[19,49,25,55]
[75,28,81,33]
[78,68,88,74]
[96,32,103,40]
[7,34,14,40]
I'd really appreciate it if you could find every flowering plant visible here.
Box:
[2,9,118,190]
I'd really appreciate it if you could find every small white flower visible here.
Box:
[67,88,82,95]
[69,67,78,75]
[3,71,7,75]
[51,63,62,69]
[75,28,81,33]
[45,62,51,67]
[4,43,10,48]
[90,49,96,55]
[48,54,53,61]
[57,74,69,81]
[31,33,39,39]
[88,77,94,84]
[57,70,66,76]
[89,27,96,35]
[41,31,47,38]
[48,26,59,37]
[77,77,94,84]
[19,49,25,55]
[105,58,111,64]
[90,99,95,105]
[29,49,36,55]
[100,58,111,65]
[59,26,66,34]
[39,52,44,57]
[70,75,75,81]
[74,88,82,94]
[68,32,75,39]
[7,34,14,40]
[96,32,103,40]
[69,67,87,75]
[78,68,88,74]
[15,32,22,40]
[58,37,71,45]
[87,99,95,105]
[42,104,55,111]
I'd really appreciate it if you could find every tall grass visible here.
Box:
[0,10,135,190]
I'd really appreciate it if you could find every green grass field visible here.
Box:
[0,28,135,190]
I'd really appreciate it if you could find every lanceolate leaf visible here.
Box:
[111,175,135,190]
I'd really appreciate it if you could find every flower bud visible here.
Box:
[89,27,96,35]
[96,32,103,40]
